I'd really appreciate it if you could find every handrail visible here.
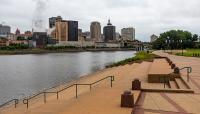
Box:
[179,67,192,82]
[163,66,192,88]
[23,76,114,109]
[0,99,18,109]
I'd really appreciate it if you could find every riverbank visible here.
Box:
[0,48,135,55]
[106,51,158,68]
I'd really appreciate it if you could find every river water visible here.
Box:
[0,51,135,104]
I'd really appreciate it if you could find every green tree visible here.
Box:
[152,30,199,49]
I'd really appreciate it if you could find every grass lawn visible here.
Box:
[106,51,158,68]
[176,49,200,57]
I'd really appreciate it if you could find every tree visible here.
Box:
[152,30,199,49]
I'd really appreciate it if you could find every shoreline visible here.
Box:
[0,48,135,55]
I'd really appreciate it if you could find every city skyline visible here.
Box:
[1,0,200,41]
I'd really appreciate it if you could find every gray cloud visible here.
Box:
[0,0,200,41]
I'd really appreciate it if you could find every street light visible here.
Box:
[180,40,184,55]
[166,36,170,53]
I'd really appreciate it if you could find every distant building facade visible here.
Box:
[68,21,78,41]
[32,32,48,48]
[121,27,135,41]
[82,31,91,41]
[55,17,68,42]
[150,34,158,42]
[49,16,62,28]
[116,32,121,41]
[90,21,101,42]
[0,24,11,38]
[52,16,78,43]
[103,20,116,42]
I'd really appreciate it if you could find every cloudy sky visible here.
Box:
[0,0,200,41]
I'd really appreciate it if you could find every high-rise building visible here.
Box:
[50,16,78,43]
[49,16,62,28]
[103,20,116,42]
[0,24,11,38]
[55,17,68,42]
[90,21,101,42]
[68,21,78,41]
[121,27,135,41]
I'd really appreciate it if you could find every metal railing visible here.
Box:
[0,99,18,108]
[23,76,115,109]
[163,66,192,88]
[179,67,192,82]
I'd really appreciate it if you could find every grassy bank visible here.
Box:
[176,49,200,57]
[106,51,157,68]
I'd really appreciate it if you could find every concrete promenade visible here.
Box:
[1,51,200,114]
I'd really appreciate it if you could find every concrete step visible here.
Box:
[169,80,178,89]
[175,78,188,89]
[141,88,194,93]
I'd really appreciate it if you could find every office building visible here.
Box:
[0,24,11,38]
[121,27,135,41]
[49,16,62,28]
[90,21,101,42]
[103,20,116,42]
[68,21,78,41]
[32,32,48,48]
[55,17,68,42]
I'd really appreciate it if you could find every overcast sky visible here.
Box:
[0,0,200,41]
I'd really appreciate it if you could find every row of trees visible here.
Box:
[152,30,200,49]
[0,44,29,50]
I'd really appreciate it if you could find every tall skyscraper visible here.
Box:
[51,16,79,43]
[90,22,101,42]
[55,16,68,42]
[121,27,135,41]
[68,21,78,41]
[103,20,116,42]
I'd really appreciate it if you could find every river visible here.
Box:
[0,51,135,104]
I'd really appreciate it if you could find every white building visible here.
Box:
[121,27,135,41]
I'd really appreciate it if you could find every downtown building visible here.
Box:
[50,16,78,44]
[121,27,135,41]
[90,21,101,42]
[103,20,116,42]
[0,24,11,38]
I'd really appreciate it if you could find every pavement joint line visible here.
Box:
[184,93,200,104]
[148,93,161,111]
[160,93,188,113]
[190,77,200,90]
[143,108,194,114]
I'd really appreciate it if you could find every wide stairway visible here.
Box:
[143,57,193,93]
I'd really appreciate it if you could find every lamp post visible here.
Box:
[180,40,183,55]
[166,36,170,53]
